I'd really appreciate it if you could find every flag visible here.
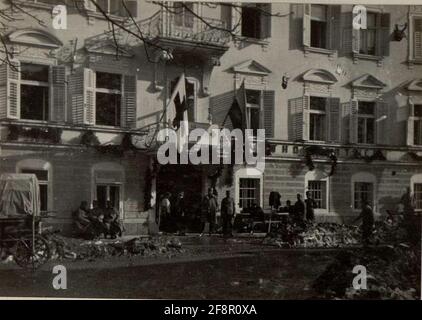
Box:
[166,73,188,152]
[223,80,247,131]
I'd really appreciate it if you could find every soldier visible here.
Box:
[200,188,219,236]
[305,191,317,222]
[221,190,236,237]
[353,200,374,245]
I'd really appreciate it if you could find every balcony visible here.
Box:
[85,10,231,58]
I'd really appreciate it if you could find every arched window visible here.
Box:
[351,172,377,211]
[91,162,125,217]
[304,169,329,212]
[16,159,52,212]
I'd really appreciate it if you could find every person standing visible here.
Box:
[173,191,186,235]
[293,193,305,225]
[305,191,317,222]
[159,192,172,232]
[104,200,122,239]
[353,200,374,245]
[200,188,219,236]
[221,190,236,237]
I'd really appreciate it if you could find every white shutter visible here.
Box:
[303,4,311,47]
[0,61,20,120]
[288,97,303,141]
[414,18,422,59]
[84,68,96,125]
[302,95,310,141]
[123,75,136,128]
[352,11,360,53]
[69,68,95,125]
[260,4,272,39]
[231,3,242,35]
[341,101,351,143]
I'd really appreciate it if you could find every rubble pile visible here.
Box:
[43,233,184,261]
[263,222,361,248]
[313,244,421,300]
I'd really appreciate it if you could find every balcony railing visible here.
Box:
[85,10,231,50]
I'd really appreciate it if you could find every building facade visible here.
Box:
[0,1,421,234]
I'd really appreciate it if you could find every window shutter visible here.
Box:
[329,6,342,51]
[84,68,96,125]
[302,4,311,47]
[302,95,310,141]
[407,103,415,146]
[124,0,138,18]
[376,101,388,145]
[123,75,136,128]
[341,101,351,143]
[341,12,353,56]
[260,4,272,39]
[350,100,358,143]
[0,61,20,120]
[231,4,241,35]
[352,12,360,53]
[327,97,341,142]
[51,65,66,123]
[414,18,422,59]
[210,91,236,130]
[69,68,95,125]
[378,13,390,57]
[263,90,274,138]
[84,0,96,11]
[288,97,302,141]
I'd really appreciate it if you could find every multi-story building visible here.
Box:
[0,1,421,234]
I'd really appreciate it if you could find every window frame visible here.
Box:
[94,71,123,128]
[409,13,422,63]
[239,3,271,40]
[308,96,327,142]
[235,167,263,213]
[351,172,377,213]
[413,104,422,146]
[304,170,329,214]
[19,61,51,123]
[357,100,376,145]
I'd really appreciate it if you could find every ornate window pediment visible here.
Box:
[8,29,62,49]
[232,60,271,76]
[351,74,386,89]
[232,60,271,89]
[407,79,422,91]
[302,68,337,84]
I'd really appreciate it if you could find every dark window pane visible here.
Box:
[414,105,422,117]
[96,185,107,209]
[96,92,121,126]
[241,5,261,38]
[109,185,120,210]
[39,184,48,212]
[21,84,49,121]
[246,90,261,105]
[358,101,375,115]
[366,119,375,144]
[21,63,49,82]
[311,20,327,49]
[96,72,121,90]
[310,97,326,111]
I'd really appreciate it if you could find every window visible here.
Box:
[308,180,327,209]
[20,63,49,121]
[174,2,194,28]
[309,96,326,141]
[95,72,122,127]
[360,12,377,55]
[413,104,422,145]
[96,184,121,210]
[354,182,374,209]
[239,178,260,209]
[310,5,328,49]
[21,169,49,212]
[357,101,375,144]
[94,0,137,17]
[410,15,422,61]
[246,90,261,136]
[241,4,271,39]
[414,183,422,210]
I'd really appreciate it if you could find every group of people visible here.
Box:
[274,192,318,225]
[159,188,236,237]
[73,200,123,240]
